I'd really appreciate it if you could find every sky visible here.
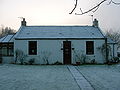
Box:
[0,0,120,32]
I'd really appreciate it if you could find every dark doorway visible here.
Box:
[63,41,71,64]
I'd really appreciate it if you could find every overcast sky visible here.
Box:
[0,0,120,32]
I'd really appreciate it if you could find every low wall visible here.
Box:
[2,56,14,64]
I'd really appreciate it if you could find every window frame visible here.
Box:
[28,41,37,55]
[86,41,94,55]
[0,43,14,56]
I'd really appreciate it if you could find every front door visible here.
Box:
[63,41,71,64]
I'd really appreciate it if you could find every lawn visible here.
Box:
[77,64,120,90]
[0,64,120,90]
[0,64,79,90]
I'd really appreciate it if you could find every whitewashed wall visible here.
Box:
[72,40,105,64]
[14,39,106,64]
[14,40,63,64]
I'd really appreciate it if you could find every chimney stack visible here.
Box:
[93,19,98,27]
[21,18,26,26]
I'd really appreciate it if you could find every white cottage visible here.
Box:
[13,19,108,64]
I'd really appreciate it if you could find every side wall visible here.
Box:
[14,39,106,64]
[109,44,118,59]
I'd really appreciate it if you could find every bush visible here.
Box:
[108,57,119,65]
[90,59,96,64]
[28,58,35,65]
[113,57,119,63]
[15,49,27,65]
[53,61,62,65]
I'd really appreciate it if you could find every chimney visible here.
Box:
[93,19,98,27]
[21,18,26,26]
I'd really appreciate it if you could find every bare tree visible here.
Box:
[105,30,120,48]
[69,0,120,15]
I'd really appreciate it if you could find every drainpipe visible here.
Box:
[113,44,115,57]
[105,38,108,63]
[0,43,2,63]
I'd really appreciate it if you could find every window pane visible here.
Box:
[2,47,7,56]
[8,44,14,56]
[86,41,94,55]
[28,41,37,55]
[8,48,14,56]
[0,43,14,56]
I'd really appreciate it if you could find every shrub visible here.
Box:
[28,58,35,65]
[112,57,119,63]
[15,49,26,65]
[90,59,96,64]
[53,61,62,65]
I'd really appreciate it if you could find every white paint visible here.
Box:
[14,39,106,64]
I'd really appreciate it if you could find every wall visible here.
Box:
[109,44,118,59]
[14,40,63,64]
[2,56,14,64]
[72,40,105,64]
[14,39,106,64]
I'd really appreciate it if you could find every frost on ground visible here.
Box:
[0,64,79,90]
[0,64,120,90]
[77,64,120,90]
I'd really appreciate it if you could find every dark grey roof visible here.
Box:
[15,26,105,39]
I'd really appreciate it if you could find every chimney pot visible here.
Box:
[21,18,26,26]
[93,19,98,27]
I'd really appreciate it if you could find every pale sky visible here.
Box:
[0,0,120,32]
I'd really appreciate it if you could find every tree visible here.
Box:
[105,29,120,48]
[69,0,120,15]
[0,25,16,37]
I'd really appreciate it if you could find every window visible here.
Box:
[86,41,94,55]
[0,43,14,56]
[8,44,14,56]
[28,41,37,55]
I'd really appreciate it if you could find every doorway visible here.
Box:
[63,41,71,64]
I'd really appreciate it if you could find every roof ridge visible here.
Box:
[25,25,93,27]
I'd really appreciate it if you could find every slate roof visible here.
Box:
[0,34,15,43]
[15,26,105,39]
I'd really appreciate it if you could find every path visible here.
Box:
[67,65,94,90]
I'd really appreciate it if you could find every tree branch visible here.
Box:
[75,0,107,15]
[111,0,120,5]
[69,0,78,14]
[69,0,120,15]
[92,5,100,13]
